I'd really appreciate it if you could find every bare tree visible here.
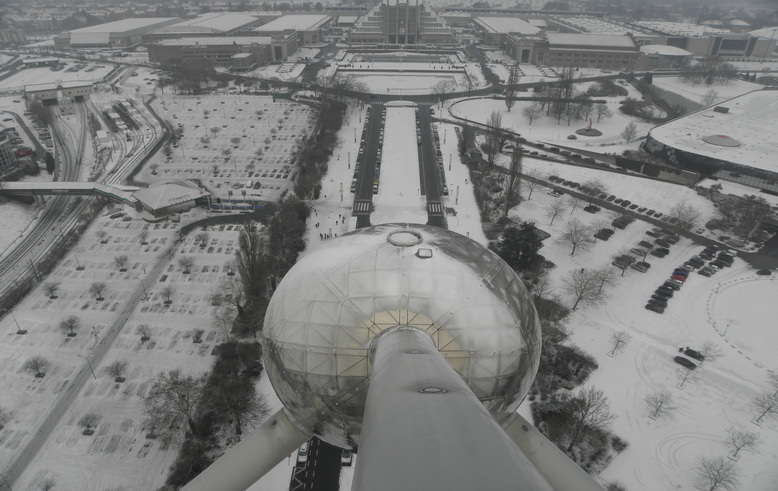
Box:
[609,330,632,356]
[768,371,778,398]
[593,264,619,294]
[645,390,674,419]
[89,282,107,301]
[504,144,523,217]
[138,229,149,245]
[677,366,698,389]
[523,103,543,126]
[562,268,603,310]
[566,386,615,452]
[595,103,612,122]
[560,218,592,256]
[160,285,174,305]
[213,303,236,342]
[699,342,722,365]
[669,201,702,228]
[236,222,270,302]
[192,329,204,343]
[96,230,108,244]
[753,392,778,424]
[504,65,519,112]
[0,406,12,429]
[59,315,80,337]
[24,355,49,377]
[79,413,100,434]
[230,136,241,146]
[205,377,270,436]
[726,427,758,459]
[566,195,581,215]
[581,179,607,204]
[114,255,129,272]
[107,360,128,380]
[44,281,60,299]
[178,257,195,274]
[195,231,210,248]
[694,456,740,491]
[144,369,205,435]
[432,79,455,108]
[138,324,151,343]
[621,121,638,143]
[41,478,56,491]
[545,200,566,225]
[521,169,543,200]
[701,89,719,106]
[481,111,503,167]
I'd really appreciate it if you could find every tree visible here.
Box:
[195,231,210,248]
[432,79,455,108]
[144,369,205,435]
[79,413,99,433]
[41,478,56,491]
[694,456,740,491]
[492,222,544,273]
[481,111,502,167]
[560,218,591,256]
[160,286,174,305]
[609,330,631,356]
[90,282,107,301]
[44,151,55,174]
[621,121,638,143]
[726,427,758,459]
[138,229,149,245]
[236,222,270,303]
[205,376,270,436]
[504,144,523,216]
[581,179,607,204]
[595,103,612,122]
[107,360,128,380]
[44,281,60,299]
[701,89,719,106]
[768,371,778,398]
[0,406,10,429]
[138,324,151,342]
[523,103,543,125]
[96,230,108,244]
[545,200,566,225]
[593,264,618,293]
[230,136,241,146]
[213,303,236,342]
[753,392,778,424]
[677,366,698,389]
[178,257,194,274]
[505,65,519,112]
[732,195,771,241]
[59,315,80,337]
[114,254,129,272]
[699,341,722,364]
[565,386,614,452]
[562,268,603,310]
[521,169,543,200]
[645,390,674,419]
[24,355,49,377]
[566,195,581,215]
[669,201,702,228]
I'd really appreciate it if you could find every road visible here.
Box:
[415,105,446,228]
[351,104,383,229]
[289,438,342,491]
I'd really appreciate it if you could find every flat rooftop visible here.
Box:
[555,16,635,35]
[152,13,260,35]
[154,36,272,47]
[546,32,636,48]
[473,16,539,35]
[253,14,331,32]
[629,21,731,37]
[648,89,778,174]
[67,17,179,34]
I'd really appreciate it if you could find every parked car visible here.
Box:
[663,280,682,291]
[698,267,715,277]
[631,261,651,272]
[584,205,600,213]
[756,269,773,276]
[648,297,668,308]
[297,441,310,465]
[630,248,647,257]
[673,356,697,370]
[682,347,705,362]
[645,303,665,314]
[638,240,654,249]
[670,274,687,282]
[341,450,353,467]
[650,247,670,258]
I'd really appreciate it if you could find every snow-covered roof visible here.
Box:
[132,180,209,211]
[151,13,260,35]
[748,26,778,39]
[67,17,179,35]
[546,32,636,49]
[640,44,692,56]
[253,14,331,32]
[556,16,634,35]
[70,32,110,46]
[473,17,539,35]
[648,89,778,174]
[337,16,359,25]
[154,36,272,47]
[629,21,731,37]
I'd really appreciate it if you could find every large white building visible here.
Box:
[251,14,332,45]
[54,17,180,49]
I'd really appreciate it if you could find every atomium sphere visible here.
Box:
[261,223,541,449]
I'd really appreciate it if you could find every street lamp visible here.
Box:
[1,309,24,334]
[74,250,84,271]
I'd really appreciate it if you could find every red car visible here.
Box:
[670,274,687,282]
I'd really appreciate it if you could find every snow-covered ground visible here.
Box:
[0,64,114,91]
[652,75,763,106]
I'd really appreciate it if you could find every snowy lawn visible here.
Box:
[652,75,763,106]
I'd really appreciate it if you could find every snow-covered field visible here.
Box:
[0,64,113,91]
[1,49,776,491]
[652,75,764,106]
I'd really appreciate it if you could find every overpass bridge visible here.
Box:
[0,181,138,204]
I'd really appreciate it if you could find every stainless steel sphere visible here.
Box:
[261,224,541,448]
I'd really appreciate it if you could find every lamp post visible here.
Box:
[1,309,21,332]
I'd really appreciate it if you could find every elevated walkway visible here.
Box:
[0,181,138,204]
